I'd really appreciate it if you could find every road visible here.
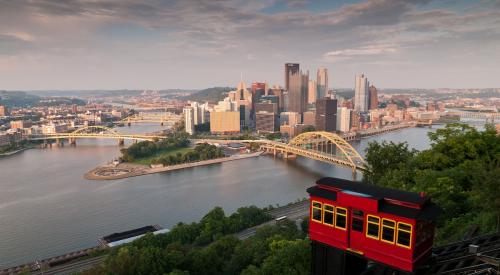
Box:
[235,200,309,240]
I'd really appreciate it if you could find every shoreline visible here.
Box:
[0,147,30,157]
[84,151,263,180]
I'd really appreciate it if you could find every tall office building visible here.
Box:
[336,107,351,132]
[315,98,337,132]
[255,111,279,133]
[317,68,328,99]
[369,85,378,110]
[308,79,317,104]
[284,63,300,92]
[268,85,285,111]
[183,107,195,135]
[287,69,308,114]
[354,74,369,112]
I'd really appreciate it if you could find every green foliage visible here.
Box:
[265,132,282,140]
[120,133,189,162]
[89,206,315,275]
[0,91,40,107]
[365,123,500,243]
[153,143,224,166]
[182,87,234,103]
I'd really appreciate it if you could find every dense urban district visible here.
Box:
[1,64,500,155]
[0,64,499,275]
[81,123,499,275]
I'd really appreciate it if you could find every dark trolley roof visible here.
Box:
[308,177,442,221]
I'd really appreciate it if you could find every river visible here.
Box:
[0,123,476,267]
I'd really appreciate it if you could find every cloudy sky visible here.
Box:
[1,0,499,90]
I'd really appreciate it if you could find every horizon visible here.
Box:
[1,0,499,90]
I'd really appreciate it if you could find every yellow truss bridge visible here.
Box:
[28,126,166,145]
[195,131,366,176]
[119,112,182,125]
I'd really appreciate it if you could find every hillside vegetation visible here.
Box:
[182,87,234,103]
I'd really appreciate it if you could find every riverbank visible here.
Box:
[85,151,263,180]
[0,146,36,157]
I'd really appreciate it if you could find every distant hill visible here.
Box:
[0,91,40,107]
[182,87,234,103]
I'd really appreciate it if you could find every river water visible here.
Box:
[0,123,466,267]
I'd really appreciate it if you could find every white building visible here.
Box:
[183,107,195,135]
[354,74,369,112]
[336,107,351,132]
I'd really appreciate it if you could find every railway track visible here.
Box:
[428,232,500,274]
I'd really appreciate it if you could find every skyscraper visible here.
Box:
[315,98,337,132]
[288,69,308,114]
[284,63,300,92]
[317,68,328,99]
[183,107,195,135]
[354,74,369,112]
[336,107,351,132]
[308,79,317,104]
[369,85,378,110]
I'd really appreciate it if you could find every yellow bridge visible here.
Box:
[194,131,366,176]
[119,112,181,125]
[28,126,166,146]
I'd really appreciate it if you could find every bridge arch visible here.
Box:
[69,126,120,136]
[288,131,366,171]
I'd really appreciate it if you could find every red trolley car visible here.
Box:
[308,177,442,273]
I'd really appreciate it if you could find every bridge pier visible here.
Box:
[118,138,125,146]
[56,138,64,147]
[69,138,76,146]
[352,169,357,181]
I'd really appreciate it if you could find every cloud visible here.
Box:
[0,0,499,89]
[323,45,399,61]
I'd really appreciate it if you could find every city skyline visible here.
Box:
[1,0,500,90]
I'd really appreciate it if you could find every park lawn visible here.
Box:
[133,147,194,165]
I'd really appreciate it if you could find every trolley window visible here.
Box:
[323,204,334,226]
[352,210,364,232]
[397,222,412,248]
[312,201,322,223]
[335,207,347,230]
[366,215,380,239]
[381,219,396,244]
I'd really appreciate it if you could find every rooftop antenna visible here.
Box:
[240,72,243,82]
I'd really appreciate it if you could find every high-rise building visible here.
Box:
[288,69,308,114]
[317,68,328,99]
[303,110,316,127]
[255,102,278,114]
[354,74,369,112]
[337,107,351,132]
[10,120,32,129]
[255,111,279,133]
[284,63,300,91]
[268,86,285,111]
[308,80,317,104]
[183,107,195,135]
[228,80,252,127]
[315,98,337,132]
[369,85,378,110]
[280,112,301,127]
[210,111,240,134]
[0,105,8,116]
